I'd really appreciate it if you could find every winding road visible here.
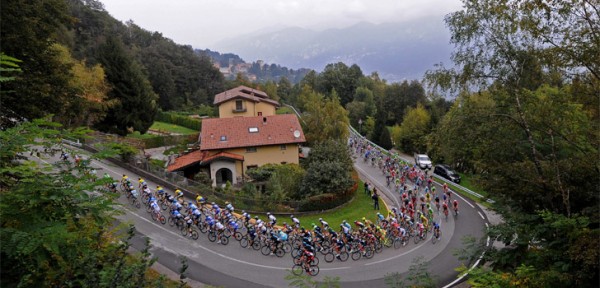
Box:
[34,146,489,288]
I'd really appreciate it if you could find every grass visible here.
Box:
[127,131,157,139]
[296,179,389,230]
[443,173,492,208]
[276,106,295,115]
[149,121,198,135]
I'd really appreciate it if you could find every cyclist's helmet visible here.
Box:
[319,218,323,221]
[311,223,316,227]
[254,216,259,220]
[189,201,193,206]
[290,215,294,218]
[362,217,366,221]
[225,201,230,205]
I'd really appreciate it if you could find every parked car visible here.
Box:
[434,164,461,184]
[414,153,432,170]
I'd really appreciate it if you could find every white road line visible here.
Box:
[478,211,485,219]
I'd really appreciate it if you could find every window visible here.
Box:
[280,144,287,150]
[249,127,258,133]
[258,112,262,116]
[220,135,227,141]
[280,161,287,164]
[246,147,257,153]
[235,100,243,111]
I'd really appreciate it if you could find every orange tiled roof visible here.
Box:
[166,150,207,172]
[166,151,245,172]
[203,151,244,163]
[213,85,279,107]
[200,114,306,150]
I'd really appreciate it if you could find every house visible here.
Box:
[214,85,279,118]
[167,86,305,187]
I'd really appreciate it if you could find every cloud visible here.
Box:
[100,0,463,47]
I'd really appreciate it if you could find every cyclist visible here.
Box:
[267,212,277,227]
[183,214,194,234]
[138,177,146,189]
[290,215,300,228]
[171,199,182,212]
[175,189,184,202]
[191,207,202,222]
[121,174,129,187]
[225,201,234,213]
[156,185,166,199]
[453,200,459,215]
[171,209,184,227]
[442,201,449,217]
[142,185,152,199]
[60,151,69,161]
[442,182,448,194]
[150,198,161,218]
[319,218,329,230]
[187,201,198,214]
[434,195,440,211]
[195,194,206,207]
[215,220,226,244]
[340,223,350,235]
[242,211,251,225]
[433,221,441,239]
[419,212,429,230]
[129,187,139,199]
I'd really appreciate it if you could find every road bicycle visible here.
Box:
[291,262,319,276]
[239,235,261,250]
[150,210,167,225]
[431,229,441,244]
[413,229,428,244]
[180,225,199,240]
[207,228,229,245]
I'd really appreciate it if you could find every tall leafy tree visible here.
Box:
[0,0,72,123]
[94,36,158,135]
[299,87,350,144]
[317,62,363,106]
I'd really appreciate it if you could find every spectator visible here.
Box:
[372,188,380,210]
[365,182,371,196]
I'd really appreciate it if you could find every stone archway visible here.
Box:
[215,168,233,186]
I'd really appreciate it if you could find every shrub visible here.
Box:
[155,111,202,131]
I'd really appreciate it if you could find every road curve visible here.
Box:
[33,146,488,287]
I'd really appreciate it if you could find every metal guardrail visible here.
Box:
[62,137,82,147]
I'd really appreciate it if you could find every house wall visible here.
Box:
[209,160,238,186]
[218,99,276,118]
[227,144,299,170]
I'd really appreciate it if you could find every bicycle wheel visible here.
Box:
[365,247,374,259]
[281,242,292,254]
[338,251,349,262]
[208,231,217,242]
[261,245,271,256]
[168,217,175,227]
[132,199,141,209]
[431,233,437,244]
[252,240,261,250]
[383,238,393,248]
[275,248,285,257]
[161,201,168,210]
[223,229,232,238]
[191,229,199,240]
[374,242,383,253]
[234,232,243,241]
[151,212,158,222]
[393,238,402,249]
[310,256,319,266]
[198,223,208,233]
[291,248,300,258]
[180,226,188,236]
[159,215,166,225]
[308,265,319,276]
[351,251,361,261]
[292,264,303,276]
[414,233,421,244]
[324,252,335,263]
[220,235,229,245]
[240,237,249,248]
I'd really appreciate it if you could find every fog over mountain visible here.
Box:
[212,16,453,82]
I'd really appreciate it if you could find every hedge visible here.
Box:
[155,111,202,131]
[298,171,359,211]
[141,133,200,149]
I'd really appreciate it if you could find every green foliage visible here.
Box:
[94,36,158,135]
[155,111,202,131]
[315,62,364,107]
[99,141,139,162]
[382,80,427,126]
[285,271,341,288]
[246,164,305,200]
[394,103,431,153]
[0,0,72,124]
[299,87,350,144]
[370,116,393,150]
[300,160,353,197]
[150,121,198,135]
[0,120,178,287]
[0,53,22,83]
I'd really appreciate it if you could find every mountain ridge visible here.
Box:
[212,17,453,82]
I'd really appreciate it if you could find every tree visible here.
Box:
[94,36,158,135]
[277,77,293,102]
[300,140,354,196]
[317,62,363,106]
[0,0,72,123]
[394,104,431,153]
[51,43,113,127]
[384,256,437,288]
[299,86,350,144]
[0,120,179,287]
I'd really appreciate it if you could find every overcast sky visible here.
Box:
[100,0,464,48]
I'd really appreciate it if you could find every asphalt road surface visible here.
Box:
[32,146,488,288]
